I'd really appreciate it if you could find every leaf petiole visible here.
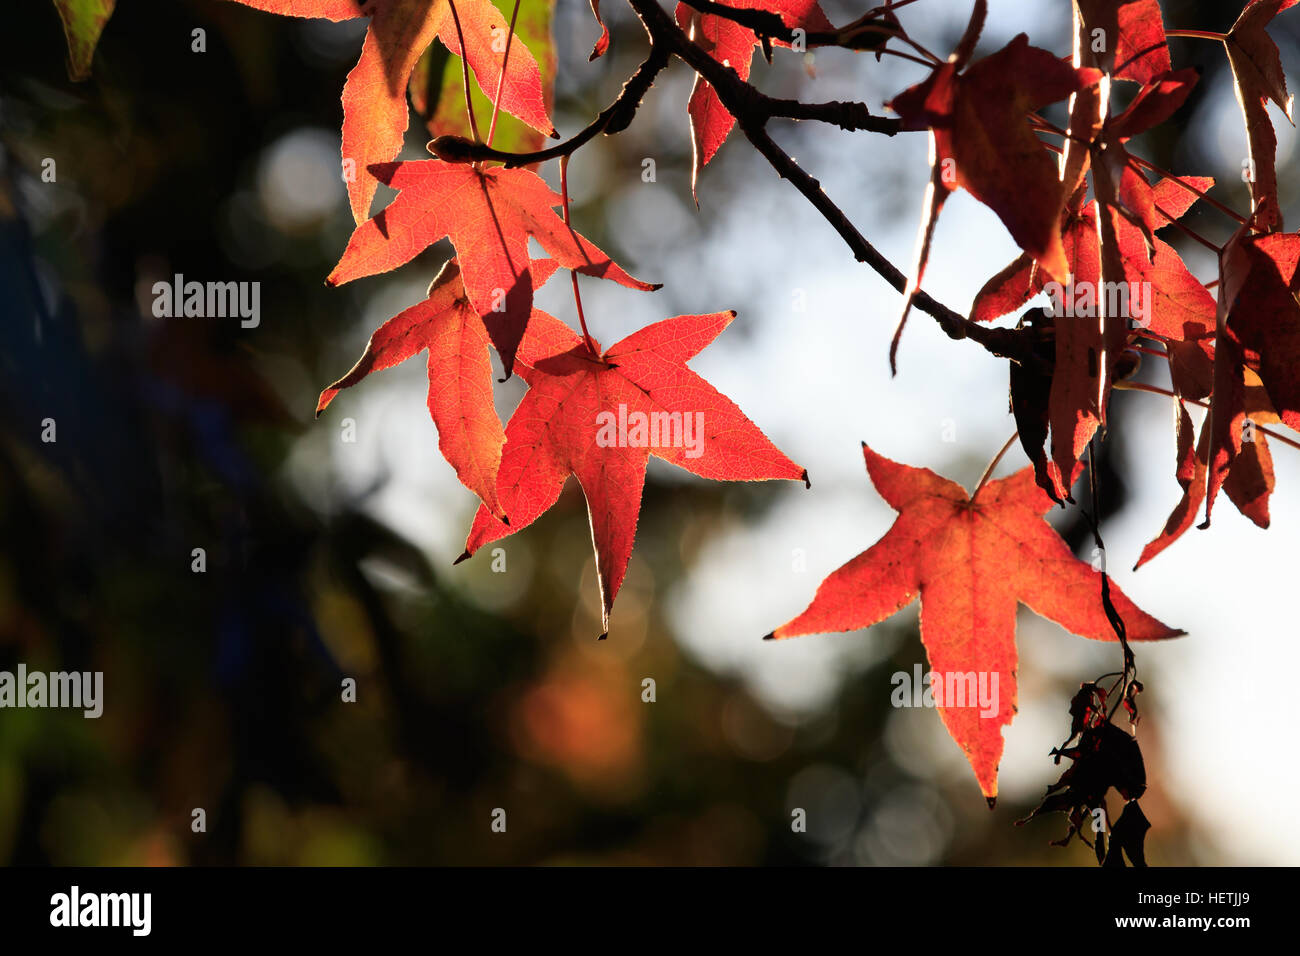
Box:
[559,155,601,360]
[447,0,482,145]
[486,0,523,148]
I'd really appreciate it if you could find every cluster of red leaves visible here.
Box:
[225,0,808,639]
[770,0,1300,803]
[204,0,1296,809]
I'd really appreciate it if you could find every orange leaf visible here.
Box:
[317,258,561,518]
[327,161,657,376]
[768,443,1182,801]
[227,0,555,223]
[459,310,807,637]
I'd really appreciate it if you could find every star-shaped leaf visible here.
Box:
[458,309,807,637]
[766,443,1182,801]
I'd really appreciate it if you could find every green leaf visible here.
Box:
[52,0,116,81]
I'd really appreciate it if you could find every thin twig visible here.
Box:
[624,0,1030,362]
[431,48,671,166]
[677,0,928,60]
[431,49,898,166]
[1117,381,1300,452]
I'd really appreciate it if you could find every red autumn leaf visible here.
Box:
[1111,174,1216,402]
[887,22,1101,366]
[457,309,807,637]
[886,0,988,367]
[1096,69,1199,246]
[1224,0,1299,230]
[1056,3,1167,206]
[970,175,1216,499]
[1111,69,1199,141]
[327,160,658,376]
[968,177,1215,332]
[1136,399,1206,568]
[1135,386,1277,568]
[1049,202,1107,501]
[766,443,1182,801]
[1075,0,1171,85]
[316,257,561,519]
[674,0,833,198]
[1205,224,1300,525]
[888,32,1100,286]
[409,0,558,161]
[1228,233,1300,431]
[1149,175,1215,226]
[968,196,1109,500]
[225,0,555,224]
[587,0,611,61]
[1224,387,1279,525]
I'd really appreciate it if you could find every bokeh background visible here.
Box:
[0,0,1296,865]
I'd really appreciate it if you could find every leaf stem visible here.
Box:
[1117,380,1300,452]
[447,0,482,144]
[1126,155,1248,225]
[973,431,1020,496]
[1028,113,1093,147]
[1165,29,1227,42]
[1154,203,1223,254]
[560,155,600,360]
[486,0,522,148]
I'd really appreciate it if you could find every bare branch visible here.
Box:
[626,0,1024,361]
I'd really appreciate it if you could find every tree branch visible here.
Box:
[677,0,790,43]
[436,0,1022,363]
[763,96,900,133]
[625,0,1024,361]
[677,0,908,53]
[430,47,898,166]
[430,46,671,167]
